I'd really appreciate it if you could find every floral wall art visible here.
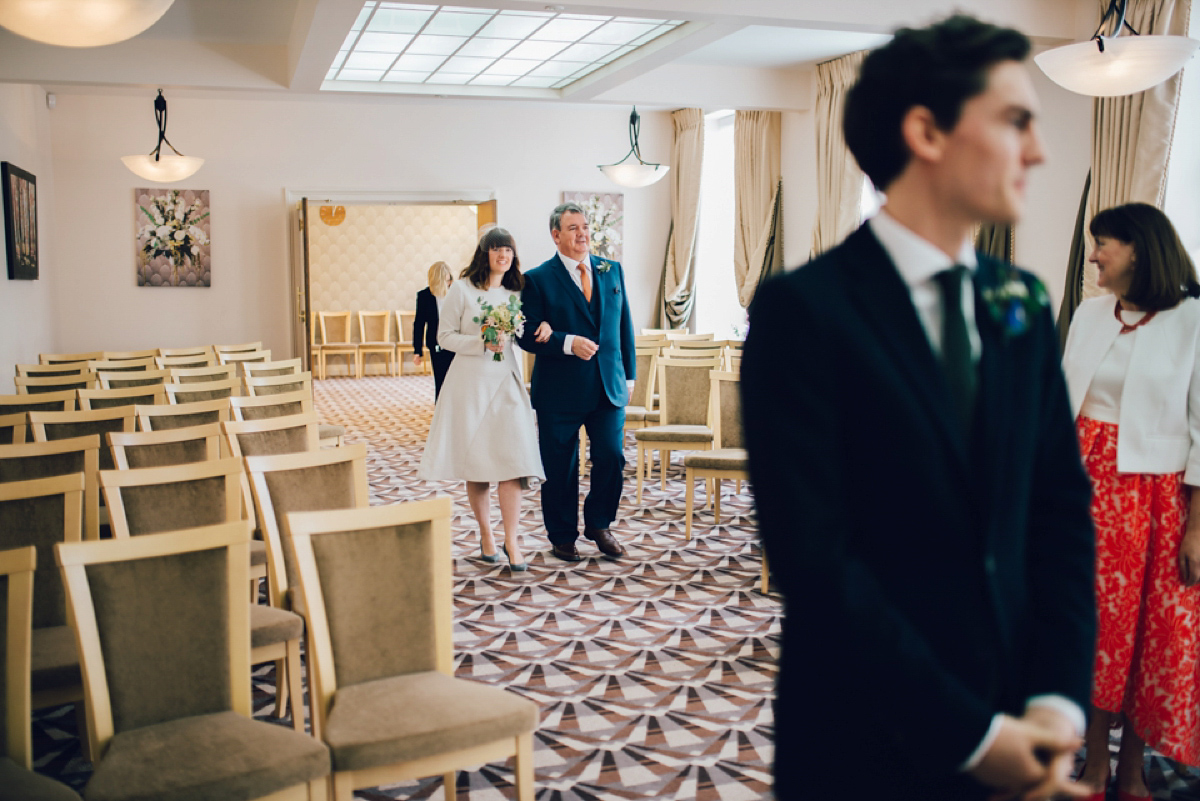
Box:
[135,188,211,287]
[2,162,38,280]
[562,191,623,262]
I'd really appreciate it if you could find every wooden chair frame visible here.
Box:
[218,350,273,377]
[86,358,156,373]
[14,364,90,379]
[108,423,223,470]
[96,368,171,390]
[155,354,215,370]
[101,350,158,362]
[77,385,168,410]
[222,413,320,459]
[157,345,215,359]
[0,411,26,446]
[683,371,747,541]
[634,355,721,504]
[357,311,396,377]
[39,351,103,366]
[395,309,420,375]
[28,407,137,449]
[169,364,236,384]
[0,435,101,541]
[0,545,37,769]
[135,397,230,431]
[0,391,78,445]
[229,391,312,421]
[318,312,359,380]
[244,358,302,378]
[14,374,96,395]
[244,372,313,398]
[164,378,242,404]
[663,332,715,342]
[212,342,263,356]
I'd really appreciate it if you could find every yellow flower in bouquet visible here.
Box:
[473,295,526,362]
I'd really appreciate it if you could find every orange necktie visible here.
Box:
[578,260,592,302]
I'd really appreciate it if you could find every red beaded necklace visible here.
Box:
[1114,300,1156,334]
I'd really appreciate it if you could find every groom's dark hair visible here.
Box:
[843,14,1030,191]
[550,203,586,232]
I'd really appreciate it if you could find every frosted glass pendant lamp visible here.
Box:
[121,89,203,183]
[1035,0,1199,96]
[599,107,669,189]
[0,0,174,47]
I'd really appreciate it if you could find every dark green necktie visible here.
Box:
[934,266,976,438]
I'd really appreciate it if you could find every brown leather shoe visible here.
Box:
[550,542,582,562]
[584,526,625,559]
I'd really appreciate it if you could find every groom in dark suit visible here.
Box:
[742,16,1096,801]
[518,203,637,562]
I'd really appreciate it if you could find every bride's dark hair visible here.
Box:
[462,227,524,291]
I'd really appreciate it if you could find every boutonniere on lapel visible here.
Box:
[593,258,611,274]
[979,267,1049,338]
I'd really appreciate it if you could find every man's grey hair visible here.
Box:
[550,202,586,232]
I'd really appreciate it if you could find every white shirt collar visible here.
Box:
[868,210,977,289]
[558,252,589,272]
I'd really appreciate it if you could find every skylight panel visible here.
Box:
[424,10,491,37]
[484,57,540,76]
[585,21,655,45]
[430,71,473,84]
[355,32,413,52]
[407,34,468,54]
[505,39,567,60]
[440,55,495,73]
[457,37,517,57]
[470,74,515,86]
[340,68,387,80]
[368,8,433,33]
[530,18,605,42]
[351,6,373,32]
[477,14,547,40]
[557,42,618,62]
[392,53,446,71]
[345,51,398,70]
[383,70,431,82]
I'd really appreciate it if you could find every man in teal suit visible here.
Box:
[518,203,637,562]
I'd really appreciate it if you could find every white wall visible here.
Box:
[45,93,672,358]
[0,83,57,385]
[1164,11,1200,265]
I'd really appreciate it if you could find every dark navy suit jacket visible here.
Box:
[517,253,637,412]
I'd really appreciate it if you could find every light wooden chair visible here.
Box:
[99,459,307,733]
[0,412,26,446]
[85,358,155,373]
[318,312,359,380]
[108,424,222,470]
[14,375,96,395]
[0,544,84,799]
[135,398,230,432]
[55,525,331,799]
[244,372,313,398]
[395,310,419,375]
[95,368,170,390]
[661,345,724,360]
[0,435,101,542]
[244,358,302,378]
[15,364,90,379]
[154,354,214,370]
[683,371,748,541]
[624,345,661,436]
[212,341,263,356]
[218,350,273,377]
[164,377,242,404]
[39,352,103,366]
[222,413,320,459]
[157,345,214,360]
[168,364,236,384]
[663,332,715,342]
[77,385,168,410]
[101,349,158,362]
[0,391,78,446]
[632,355,721,503]
[640,328,670,336]
[358,311,396,377]
[286,499,538,801]
[230,392,345,448]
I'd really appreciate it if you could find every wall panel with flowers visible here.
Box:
[135,188,211,287]
[561,191,623,262]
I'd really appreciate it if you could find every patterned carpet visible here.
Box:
[32,374,780,800]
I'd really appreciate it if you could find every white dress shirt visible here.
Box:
[557,252,592,356]
[869,211,1086,769]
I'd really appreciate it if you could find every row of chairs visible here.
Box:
[14,350,287,392]
[313,310,430,380]
[32,342,265,368]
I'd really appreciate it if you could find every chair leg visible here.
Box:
[635,443,644,504]
[333,772,356,801]
[286,638,305,733]
[685,466,695,541]
[444,771,457,801]
[661,450,670,490]
[714,479,722,525]
[515,733,535,801]
[273,658,288,719]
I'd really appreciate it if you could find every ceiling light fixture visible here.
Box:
[121,89,203,183]
[1034,0,1199,97]
[598,107,669,188]
[0,0,174,47]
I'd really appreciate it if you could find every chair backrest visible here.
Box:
[641,328,669,336]
[136,398,230,432]
[0,435,100,541]
[222,413,319,459]
[14,374,96,395]
[55,523,252,752]
[657,355,723,427]
[244,444,370,610]
[228,391,311,422]
[671,338,726,351]
[96,369,171,390]
[358,311,392,344]
[212,342,263,356]
[243,358,302,378]
[708,371,743,450]
[108,423,222,470]
[217,351,272,376]
[0,412,25,446]
[661,345,723,360]
[155,354,214,370]
[157,346,214,359]
[102,350,158,362]
[40,352,104,366]
[630,347,659,409]
[86,358,155,373]
[28,407,136,471]
[395,310,416,345]
[164,378,242,405]
[663,332,714,342]
[319,312,353,345]
[0,545,37,767]
[78,385,168,410]
[243,372,312,398]
[633,334,667,350]
[100,458,244,539]
[726,352,741,373]
[169,365,236,384]
[0,392,77,445]
[15,364,90,379]
[285,498,452,736]
[0,473,84,629]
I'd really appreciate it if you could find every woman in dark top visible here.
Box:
[413,260,455,399]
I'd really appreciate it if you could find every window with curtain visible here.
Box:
[693,110,745,337]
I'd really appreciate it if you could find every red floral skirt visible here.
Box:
[1078,416,1200,765]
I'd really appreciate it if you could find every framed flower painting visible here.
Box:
[135,187,211,287]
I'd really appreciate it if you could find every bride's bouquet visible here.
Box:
[474,295,526,362]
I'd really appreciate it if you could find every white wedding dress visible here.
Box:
[417,280,544,484]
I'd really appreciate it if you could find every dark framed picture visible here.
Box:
[2,162,38,280]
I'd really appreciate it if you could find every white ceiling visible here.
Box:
[0,0,1087,109]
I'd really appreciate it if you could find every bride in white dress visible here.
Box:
[418,227,548,570]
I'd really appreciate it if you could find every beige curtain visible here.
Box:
[659,108,705,328]
[975,223,1013,263]
[811,50,868,258]
[1081,0,1192,298]
[734,111,783,307]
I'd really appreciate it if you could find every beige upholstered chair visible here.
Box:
[99,459,307,733]
[245,358,303,378]
[15,364,90,379]
[108,424,222,470]
[244,372,313,398]
[623,345,661,435]
[640,328,669,336]
[164,378,242,404]
[212,341,263,356]
[231,391,345,448]
[0,391,77,446]
[632,355,721,503]
[27,407,135,475]
[55,525,331,800]
[77,385,168,410]
[14,375,96,395]
[155,354,214,370]
[222,414,320,459]
[318,312,359,380]
[0,412,25,447]
[157,345,214,360]
[218,350,273,377]
[0,435,101,542]
[395,310,419,375]
[285,499,538,801]
[358,311,396,377]
[95,368,170,390]
[0,545,84,800]
[85,358,155,374]
[168,364,236,384]
[39,352,103,366]
[663,331,714,342]
[101,349,158,362]
[661,345,724,360]
[683,371,748,541]
[135,398,230,432]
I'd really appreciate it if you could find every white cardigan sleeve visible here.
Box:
[437,282,488,357]
[1184,324,1200,486]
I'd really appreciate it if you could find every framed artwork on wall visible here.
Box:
[135,187,211,287]
[2,162,38,280]
[561,191,624,262]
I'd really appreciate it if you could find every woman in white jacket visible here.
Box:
[1064,203,1200,800]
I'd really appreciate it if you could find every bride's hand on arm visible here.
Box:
[534,322,553,343]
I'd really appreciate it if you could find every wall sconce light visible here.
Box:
[121,89,204,183]
[598,107,669,188]
[1034,0,1199,96]
[0,0,174,47]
